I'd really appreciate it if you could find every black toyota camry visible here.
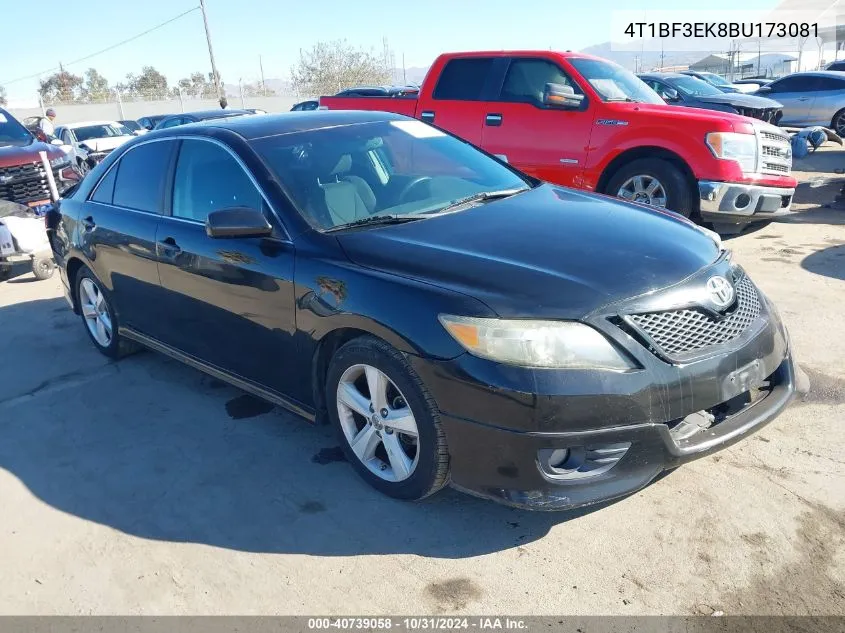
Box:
[49,111,796,510]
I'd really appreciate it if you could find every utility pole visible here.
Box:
[177,86,184,112]
[402,53,406,84]
[259,55,266,96]
[239,78,245,108]
[115,89,125,119]
[199,0,223,101]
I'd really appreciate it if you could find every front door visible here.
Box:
[155,138,298,397]
[78,139,177,340]
[767,75,818,125]
[480,57,593,187]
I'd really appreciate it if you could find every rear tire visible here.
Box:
[74,265,139,359]
[831,108,845,137]
[326,335,450,501]
[32,256,55,280]
[606,158,694,218]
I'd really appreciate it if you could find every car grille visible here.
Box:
[735,107,780,123]
[625,276,761,359]
[757,128,792,177]
[0,161,52,205]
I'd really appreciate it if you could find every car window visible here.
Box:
[171,139,263,223]
[433,58,494,101]
[643,79,673,99]
[769,76,818,92]
[91,163,118,204]
[253,119,530,231]
[828,62,845,71]
[497,58,581,106]
[0,109,34,144]
[815,76,845,91]
[668,76,724,97]
[569,58,664,104]
[112,140,175,213]
[160,118,183,128]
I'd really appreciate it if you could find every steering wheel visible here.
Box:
[398,176,433,203]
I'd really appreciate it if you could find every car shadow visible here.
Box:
[0,297,650,559]
[0,260,35,283]
[801,244,845,281]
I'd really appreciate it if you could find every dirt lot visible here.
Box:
[1,150,843,616]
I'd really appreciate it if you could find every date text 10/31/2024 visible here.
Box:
[307,617,528,630]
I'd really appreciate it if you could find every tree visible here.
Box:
[80,68,111,102]
[291,39,393,96]
[130,66,169,99]
[0,84,7,107]
[38,70,84,103]
[172,71,222,99]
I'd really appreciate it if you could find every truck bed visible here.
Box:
[318,95,418,118]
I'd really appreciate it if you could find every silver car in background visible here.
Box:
[756,71,845,134]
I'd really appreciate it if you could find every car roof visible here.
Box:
[176,109,252,120]
[777,70,845,78]
[65,120,121,128]
[147,110,410,140]
[638,73,687,80]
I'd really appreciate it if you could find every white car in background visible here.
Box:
[54,121,135,173]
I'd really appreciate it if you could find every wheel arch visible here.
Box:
[65,255,87,313]
[597,146,698,202]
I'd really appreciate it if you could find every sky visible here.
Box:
[1,0,779,104]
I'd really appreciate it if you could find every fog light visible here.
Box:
[546,449,570,469]
[538,442,631,480]
[735,193,751,209]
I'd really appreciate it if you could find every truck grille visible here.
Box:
[626,276,761,359]
[0,161,52,205]
[757,127,792,177]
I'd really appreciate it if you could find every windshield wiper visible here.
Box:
[324,214,423,232]
[433,188,529,215]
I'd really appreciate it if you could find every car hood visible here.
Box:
[694,93,783,109]
[78,136,133,152]
[0,140,63,168]
[336,186,721,319]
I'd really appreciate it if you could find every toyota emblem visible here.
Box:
[706,276,735,309]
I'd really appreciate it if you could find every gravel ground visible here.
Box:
[0,150,843,616]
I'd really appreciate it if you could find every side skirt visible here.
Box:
[120,327,317,423]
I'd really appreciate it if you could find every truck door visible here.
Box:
[480,57,593,188]
[418,57,495,146]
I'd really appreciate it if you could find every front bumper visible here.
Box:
[698,180,794,223]
[409,288,795,510]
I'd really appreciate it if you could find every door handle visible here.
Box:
[797,97,810,101]
[81,216,96,231]
[156,237,182,259]
[485,113,503,126]
[420,110,435,123]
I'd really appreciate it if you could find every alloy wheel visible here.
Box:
[336,363,420,482]
[79,278,113,347]
[835,112,845,137]
[617,174,668,208]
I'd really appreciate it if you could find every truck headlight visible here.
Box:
[49,155,71,169]
[706,132,757,174]
[438,315,637,370]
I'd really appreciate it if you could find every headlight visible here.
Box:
[438,315,637,370]
[49,155,70,169]
[705,132,757,173]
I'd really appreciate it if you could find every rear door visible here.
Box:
[808,75,845,127]
[155,138,298,395]
[480,57,592,187]
[767,75,819,125]
[421,57,496,145]
[79,139,177,339]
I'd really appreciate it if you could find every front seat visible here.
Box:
[314,154,372,227]
[330,154,377,214]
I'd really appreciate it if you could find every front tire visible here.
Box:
[606,158,694,218]
[326,336,450,501]
[75,266,139,359]
[831,109,845,137]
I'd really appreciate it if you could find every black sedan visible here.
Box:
[48,111,797,510]
[639,73,784,123]
[153,109,252,129]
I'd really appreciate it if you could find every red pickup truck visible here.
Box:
[319,51,797,231]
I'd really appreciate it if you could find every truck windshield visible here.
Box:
[669,76,725,98]
[569,59,664,105]
[0,110,34,146]
[254,119,532,231]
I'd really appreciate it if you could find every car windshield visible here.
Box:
[121,120,141,131]
[698,72,731,87]
[254,119,531,231]
[569,58,664,104]
[0,110,34,146]
[668,76,724,97]
[73,124,130,141]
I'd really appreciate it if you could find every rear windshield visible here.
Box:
[0,110,34,146]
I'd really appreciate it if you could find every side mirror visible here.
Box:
[543,83,584,109]
[206,207,273,239]
[756,85,772,93]
[662,88,681,102]
[50,138,64,146]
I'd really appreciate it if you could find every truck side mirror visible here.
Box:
[543,83,584,110]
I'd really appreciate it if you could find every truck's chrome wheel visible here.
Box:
[336,363,420,482]
[79,278,113,347]
[617,175,667,208]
